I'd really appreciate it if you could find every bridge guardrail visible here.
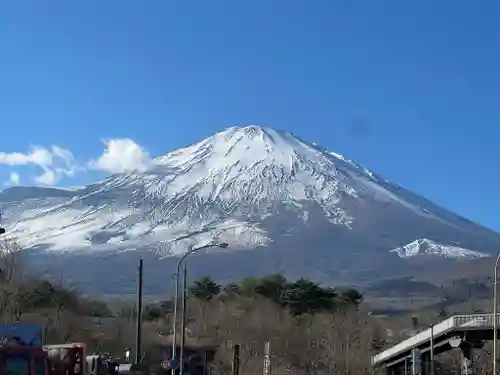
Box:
[453,314,500,327]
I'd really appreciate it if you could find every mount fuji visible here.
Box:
[1,126,498,293]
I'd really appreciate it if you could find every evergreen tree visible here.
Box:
[188,277,221,300]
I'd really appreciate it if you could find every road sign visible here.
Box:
[449,337,462,348]
[162,359,179,370]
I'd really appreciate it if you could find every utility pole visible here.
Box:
[135,259,143,365]
[180,264,187,375]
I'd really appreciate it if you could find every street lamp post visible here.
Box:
[170,242,229,375]
[493,253,500,375]
[430,324,434,375]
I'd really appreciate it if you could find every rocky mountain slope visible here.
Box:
[1,126,497,293]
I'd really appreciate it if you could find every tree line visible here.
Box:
[143,274,363,321]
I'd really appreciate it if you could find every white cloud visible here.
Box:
[88,138,151,173]
[0,138,153,186]
[34,169,57,186]
[0,147,53,167]
[0,145,77,186]
[8,172,20,185]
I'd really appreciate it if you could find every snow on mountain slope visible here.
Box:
[0,125,498,263]
[391,238,489,259]
[148,125,478,228]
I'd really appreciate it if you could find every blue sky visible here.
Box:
[0,0,499,230]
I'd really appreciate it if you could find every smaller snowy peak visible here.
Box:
[391,238,489,259]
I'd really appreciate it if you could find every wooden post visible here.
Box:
[231,344,240,375]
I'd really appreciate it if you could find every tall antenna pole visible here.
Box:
[135,258,144,364]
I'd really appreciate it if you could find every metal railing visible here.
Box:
[453,314,500,327]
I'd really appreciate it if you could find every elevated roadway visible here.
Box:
[372,314,499,375]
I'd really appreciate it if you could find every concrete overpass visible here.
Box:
[372,314,500,375]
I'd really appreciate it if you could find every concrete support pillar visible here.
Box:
[421,352,430,375]
[460,343,474,375]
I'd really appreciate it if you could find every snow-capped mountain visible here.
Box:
[1,126,498,292]
[391,238,489,259]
